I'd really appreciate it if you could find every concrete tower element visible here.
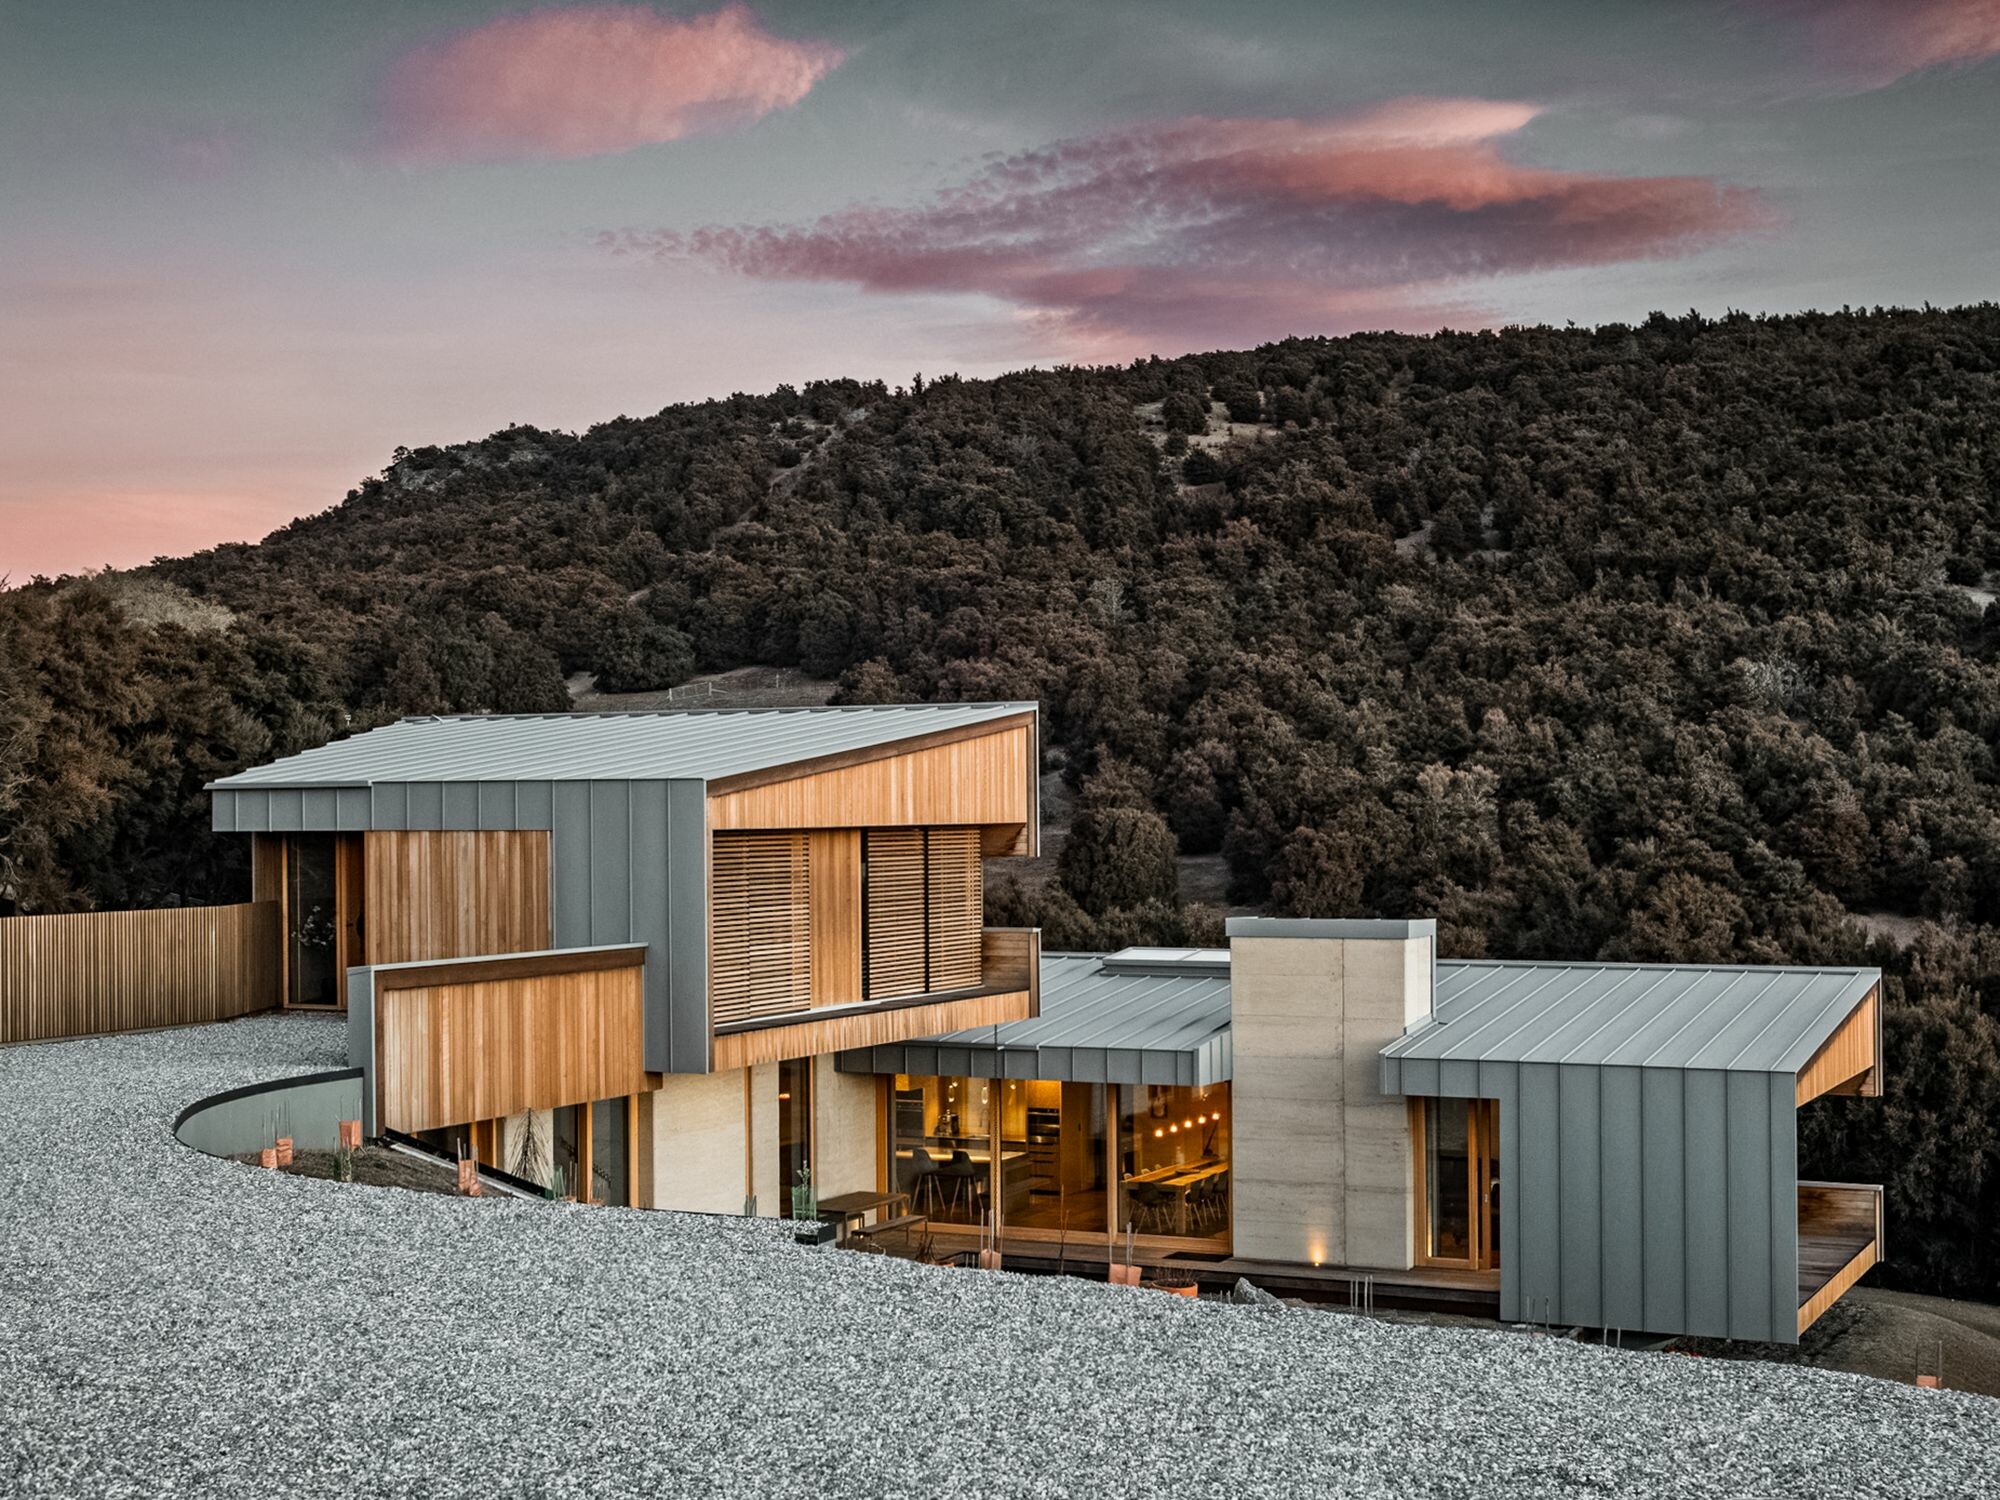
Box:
[1226,917,1435,1268]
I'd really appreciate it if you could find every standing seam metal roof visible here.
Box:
[1383,959,1879,1074]
[206,703,1037,788]
[845,951,1234,1082]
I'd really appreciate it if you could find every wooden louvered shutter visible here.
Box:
[864,829,927,1000]
[925,828,983,991]
[710,833,811,1025]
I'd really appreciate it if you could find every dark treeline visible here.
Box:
[5,305,2000,1299]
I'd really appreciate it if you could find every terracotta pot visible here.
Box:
[456,1159,482,1197]
[1107,1264,1142,1287]
[257,1148,278,1169]
[1149,1280,1199,1298]
[338,1120,362,1149]
[1918,1375,1941,1389]
[977,1248,1003,1270]
[275,1137,293,1166]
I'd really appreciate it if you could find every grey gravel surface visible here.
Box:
[3,1014,1996,1498]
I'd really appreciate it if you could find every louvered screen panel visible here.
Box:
[710,832,811,1026]
[925,828,984,992]
[864,829,928,1000]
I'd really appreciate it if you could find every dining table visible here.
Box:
[816,1189,909,1240]
[1123,1157,1227,1235]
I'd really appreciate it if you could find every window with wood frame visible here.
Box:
[864,827,984,1000]
[710,832,812,1025]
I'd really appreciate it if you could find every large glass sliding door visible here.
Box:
[890,1074,1000,1228]
[999,1079,1108,1235]
[1414,1096,1499,1269]
[777,1057,813,1217]
[889,1074,1231,1246]
[1114,1084,1231,1245]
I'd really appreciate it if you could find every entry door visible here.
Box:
[282,833,364,1009]
[1415,1097,1500,1270]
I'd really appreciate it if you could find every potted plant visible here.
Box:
[1108,1223,1141,1286]
[791,1166,835,1245]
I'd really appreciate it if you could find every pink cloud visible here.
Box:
[600,99,1772,350]
[1763,0,2000,88]
[382,3,843,164]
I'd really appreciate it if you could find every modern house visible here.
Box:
[207,703,1883,1343]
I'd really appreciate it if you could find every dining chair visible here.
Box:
[901,1147,942,1214]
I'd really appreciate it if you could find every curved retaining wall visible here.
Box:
[174,1068,364,1159]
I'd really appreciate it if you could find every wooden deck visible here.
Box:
[1798,1229,1875,1307]
[911,1230,1501,1315]
[1797,1181,1884,1336]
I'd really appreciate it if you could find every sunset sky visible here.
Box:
[4,0,1997,578]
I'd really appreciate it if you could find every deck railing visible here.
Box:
[0,901,281,1046]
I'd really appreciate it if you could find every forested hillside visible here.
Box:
[5,305,2000,1296]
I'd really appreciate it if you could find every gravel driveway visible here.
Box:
[2,1014,1995,1498]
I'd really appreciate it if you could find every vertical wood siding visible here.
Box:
[808,830,862,1008]
[373,952,650,1134]
[0,902,280,1045]
[363,830,551,966]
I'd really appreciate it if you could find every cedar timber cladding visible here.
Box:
[363,830,550,965]
[208,703,1041,1076]
[705,720,1034,832]
[370,947,650,1134]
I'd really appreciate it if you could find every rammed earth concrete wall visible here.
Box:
[1227,919,1434,1269]
[640,1056,879,1216]
[814,1054,878,1200]
[642,1068,749,1214]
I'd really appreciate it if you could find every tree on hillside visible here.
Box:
[1059,762,1179,915]
[1160,390,1209,436]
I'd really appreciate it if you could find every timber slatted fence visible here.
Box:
[0,901,281,1045]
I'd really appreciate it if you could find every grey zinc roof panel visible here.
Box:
[1384,959,1880,1075]
[207,703,1035,789]
[924,952,1232,1053]
[854,950,1233,1080]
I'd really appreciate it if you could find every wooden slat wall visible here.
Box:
[979,926,1039,996]
[864,829,927,1000]
[363,831,550,967]
[710,832,812,1026]
[375,954,651,1134]
[809,829,862,1008]
[1795,985,1880,1105]
[926,828,983,991]
[708,726,1033,831]
[712,986,1034,1072]
[0,902,281,1045]
[1797,1181,1883,1243]
[250,835,284,903]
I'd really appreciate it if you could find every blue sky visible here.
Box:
[2,0,1996,576]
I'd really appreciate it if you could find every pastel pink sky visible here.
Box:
[383,4,844,163]
[615,100,1774,348]
[1767,0,2000,88]
[4,1,1996,579]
